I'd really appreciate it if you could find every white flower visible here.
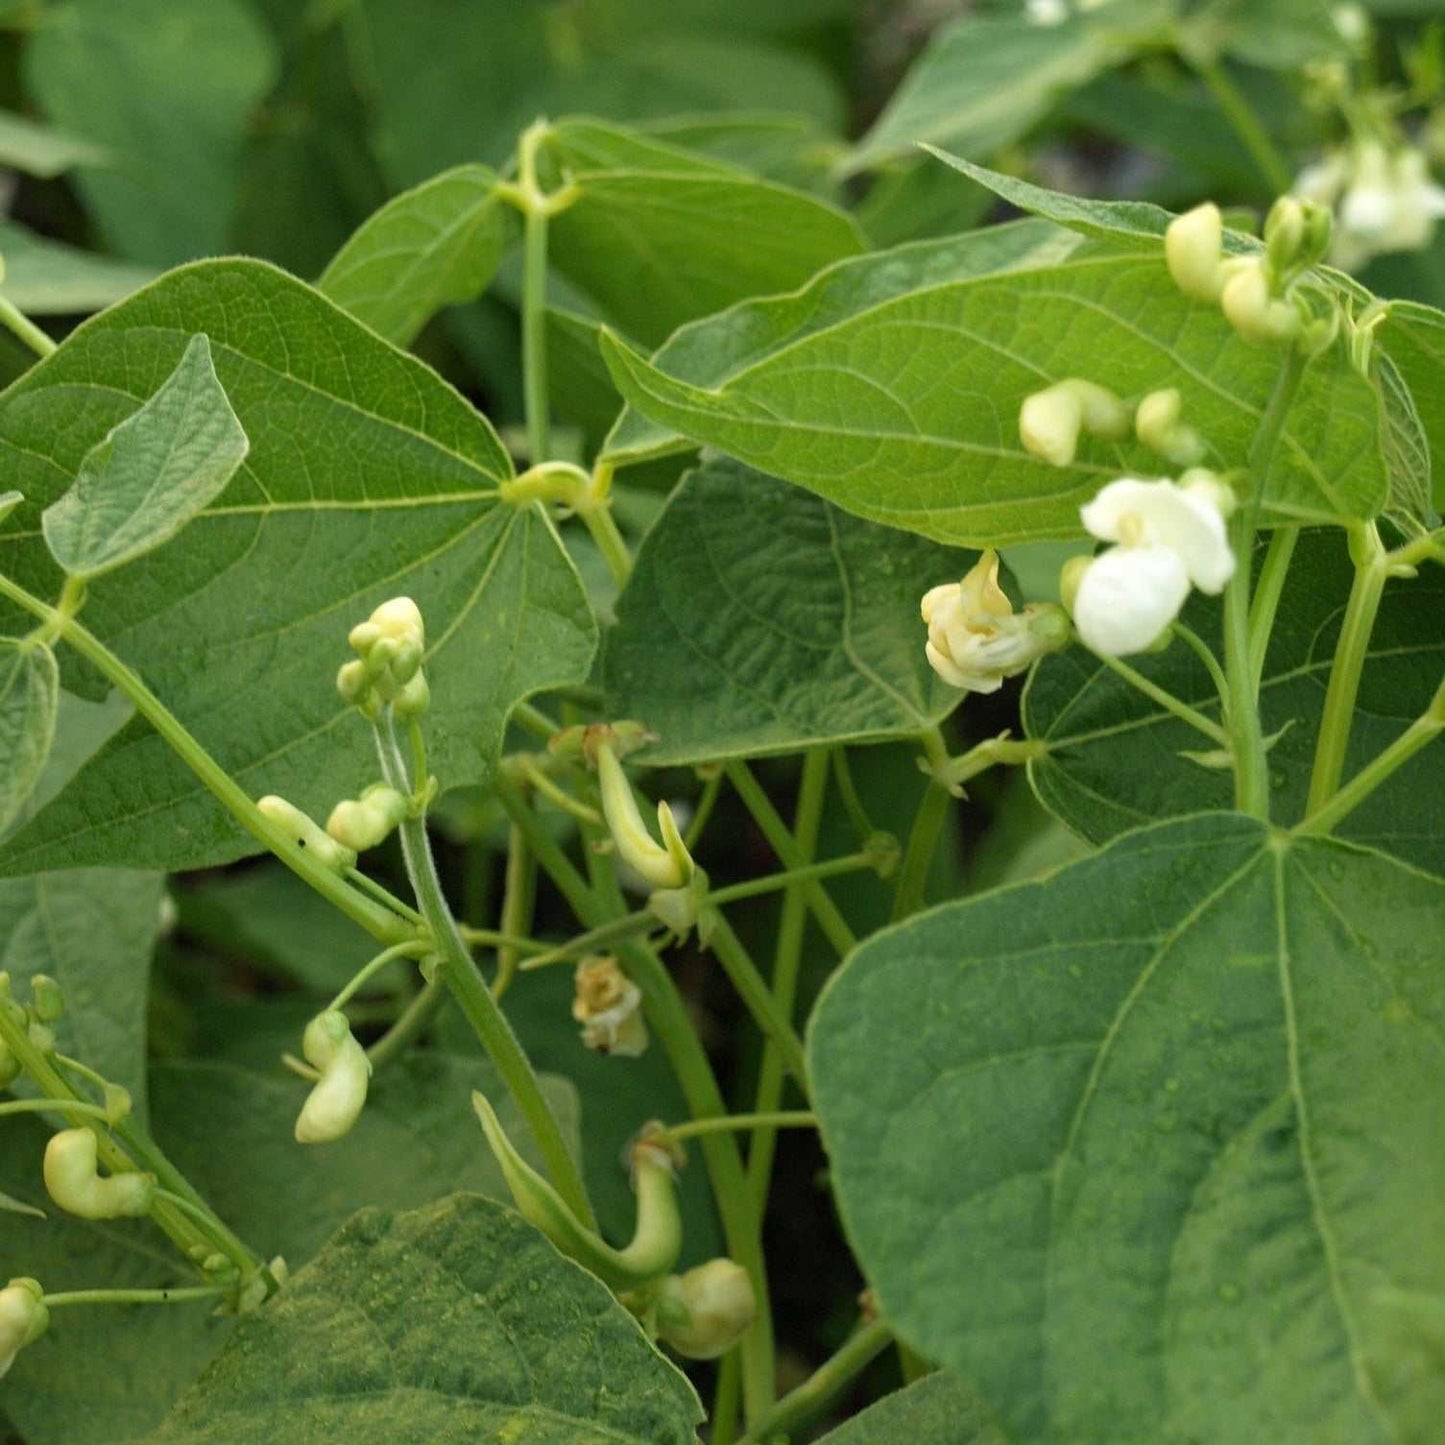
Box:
[572,956,648,1057]
[1300,141,1445,271]
[921,550,1067,693]
[1025,0,1068,24]
[295,1011,371,1143]
[1072,476,1235,656]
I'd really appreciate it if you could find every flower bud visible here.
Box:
[295,1011,371,1144]
[655,1259,757,1360]
[29,975,64,1024]
[43,1129,155,1220]
[597,742,693,891]
[1220,260,1300,344]
[1134,389,1205,467]
[326,784,410,853]
[0,1278,48,1379]
[1166,203,1225,302]
[572,956,649,1057]
[391,669,430,719]
[257,796,357,873]
[1018,379,1129,468]
[1265,197,1307,274]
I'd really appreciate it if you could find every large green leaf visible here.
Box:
[1024,529,1445,872]
[0,1056,580,1445]
[0,260,595,876]
[604,457,975,765]
[542,119,865,347]
[813,1372,1007,1445]
[1380,301,1445,513]
[603,218,1084,468]
[144,1193,701,1445]
[844,8,1132,175]
[810,812,1445,1445]
[318,164,519,348]
[601,253,1387,545]
[43,335,250,579]
[0,220,156,315]
[23,0,278,267]
[0,637,57,834]
[0,868,161,1107]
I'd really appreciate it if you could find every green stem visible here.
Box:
[1306,523,1388,814]
[377,727,594,1230]
[1098,652,1228,745]
[1189,54,1293,194]
[736,1318,894,1445]
[329,939,428,1011]
[0,573,413,949]
[0,1097,113,1122]
[519,125,552,466]
[43,1286,225,1309]
[0,294,56,358]
[366,975,444,1069]
[831,747,877,843]
[1247,525,1298,689]
[683,767,723,851]
[345,867,425,927]
[664,1111,816,1146]
[580,502,633,588]
[1225,347,1307,818]
[1171,621,1231,712]
[725,762,856,956]
[712,851,875,907]
[712,1352,743,1445]
[519,910,661,972]
[495,775,776,1423]
[518,759,602,826]
[512,699,560,742]
[494,821,539,999]
[748,752,829,1214]
[1302,681,1444,835]
[707,914,810,1097]
[893,773,951,921]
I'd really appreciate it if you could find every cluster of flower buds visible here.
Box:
[572,956,648,1057]
[44,1128,155,1220]
[294,1010,371,1144]
[326,783,410,854]
[1296,139,1445,272]
[654,1258,757,1360]
[1062,472,1237,657]
[0,1279,48,1379]
[473,1096,683,1291]
[920,549,1069,694]
[1166,198,1331,346]
[336,597,430,720]
[256,795,357,874]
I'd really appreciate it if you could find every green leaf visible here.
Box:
[0,260,596,876]
[0,868,162,1109]
[600,254,1387,545]
[843,9,1130,175]
[144,1193,701,1445]
[1380,300,1445,513]
[0,637,57,835]
[810,812,1445,1445]
[1024,529,1445,873]
[0,1055,580,1445]
[813,1372,1007,1445]
[1188,0,1347,68]
[318,164,519,348]
[42,335,250,579]
[0,220,156,314]
[543,118,865,346]
[0,107,108,177]
[0,1187,44,1218]
[23,0,278,267]
[603,218,1084,468]
[604,457,976,765]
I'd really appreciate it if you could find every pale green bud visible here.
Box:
[29,975,63,1024]
[1220,260,1301,344]
[257,796,358,873]
[295,1011,370,1144]
[43,1129,154,1220]
[1018,379,1129,468]
[326,784,410,853]
[655,1259,757,1360]
[0,1278,48,1379]
[391,669,430,719]
[1134,389,1205,467]
[1166,203,1225,302]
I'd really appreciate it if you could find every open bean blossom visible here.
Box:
[1069,473,1236,657]
[920,549,1068,693]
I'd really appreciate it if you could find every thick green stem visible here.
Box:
[580,502,633,588]
[1300,677,1444,835]
[725,761,856,956]
[44,1286,225,1309]
[1306,523,1388,814]
[1225,348,1307,819]
[736,1318,894,1445]
[495,774,776,1423]
[0,573,412,948]
[747,750,827,1211]
[1247,524,1298,689]
[893,772,952,921]
[518,125,552,466]
[706,914,810,1097]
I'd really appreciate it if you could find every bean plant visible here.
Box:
[0,2,1443,1443]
